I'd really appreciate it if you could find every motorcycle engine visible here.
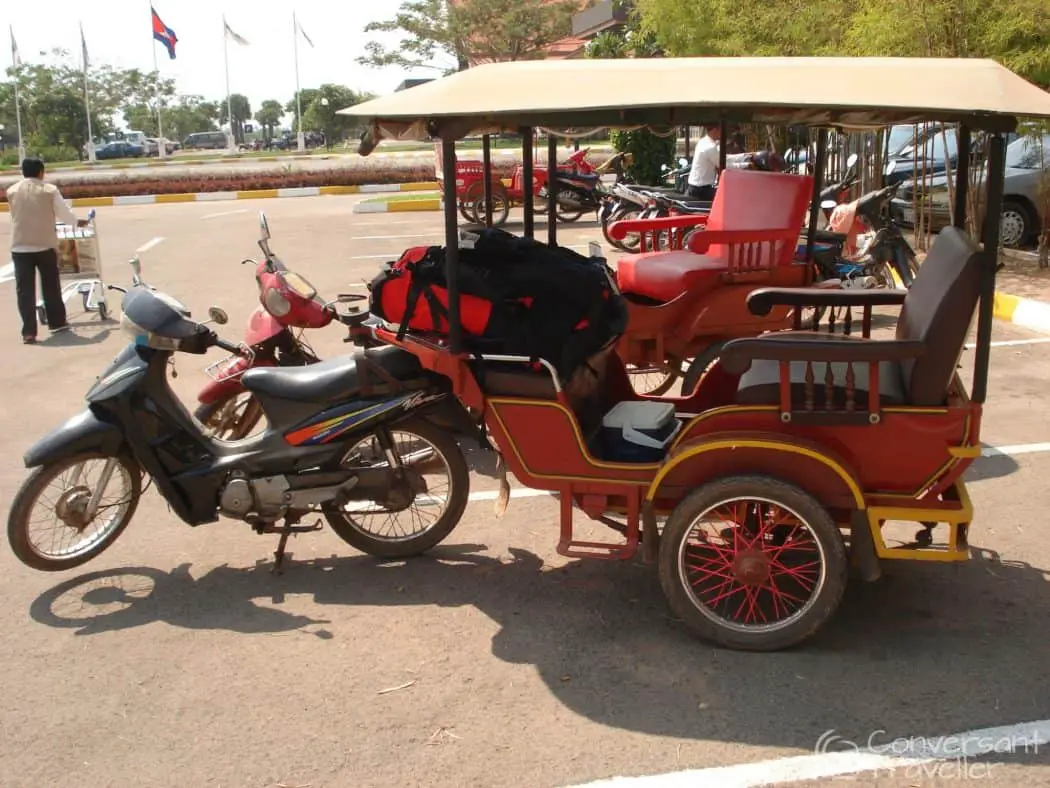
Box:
[219,473,293,519]
[219,474,255,516]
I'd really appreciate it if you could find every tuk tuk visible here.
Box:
[340,56,1050,651]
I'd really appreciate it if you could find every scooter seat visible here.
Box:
[560,172,601,185]
[616,251,728,303]
[240,345,423,403]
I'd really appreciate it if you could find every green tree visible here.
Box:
[255,100,284,141]
[285,88,320,132]
[124,95,221,141]
[585,12,676,186]
[301,84,375,147]
[358,0,579,73]
[219,94,252,143]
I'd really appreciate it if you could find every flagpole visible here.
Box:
[151,26,166,158]
[81,22,95,162]
[9,26,25,163]
[293,12,304,153]
[223,15,235,152]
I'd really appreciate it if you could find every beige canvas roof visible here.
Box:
[339,56,1050,141]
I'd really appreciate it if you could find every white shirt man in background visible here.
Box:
[686,125,753,201]
[7,157,82,343]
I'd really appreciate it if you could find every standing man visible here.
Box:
[7,158,82,343]
[686,125,754,201]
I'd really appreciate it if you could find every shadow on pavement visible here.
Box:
[29,540,1050,755]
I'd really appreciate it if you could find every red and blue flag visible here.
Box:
[151,7,177,59]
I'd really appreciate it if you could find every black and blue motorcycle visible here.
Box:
[7,259,477,573]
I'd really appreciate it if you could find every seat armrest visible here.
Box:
[721,336,925,375]
[747,287,907,316]
[606,213,708,241]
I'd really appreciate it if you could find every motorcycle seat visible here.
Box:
[811,228,849,245]
[560,172,601,185]
[241,345,423,403]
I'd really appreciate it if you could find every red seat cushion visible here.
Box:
[616,251,728,302]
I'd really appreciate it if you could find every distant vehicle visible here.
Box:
[94,141,145,160]
[183,131,228,150]
[889,133,1050,248]
[145,137,178,156]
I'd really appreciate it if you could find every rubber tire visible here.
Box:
[1000,199,1033,249]
[602,207,642,252]
[194,391,265,441]
[680,341,727,397]
[8,451,142,572]
[658,475,848,652]
[323,418,470,559]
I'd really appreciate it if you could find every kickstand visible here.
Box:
[270,516,324,575]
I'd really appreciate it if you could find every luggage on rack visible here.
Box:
[368,228,626,378]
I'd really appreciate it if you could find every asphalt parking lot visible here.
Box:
[2,196,1050,787]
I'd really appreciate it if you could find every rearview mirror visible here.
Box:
[846,152,859,169]
[678,157,689,167]
[821,199,837,211]
[129,257,142,277]
[259,211,271,240]
[208,306,229,325]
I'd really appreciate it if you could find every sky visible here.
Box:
[3,0,449,124]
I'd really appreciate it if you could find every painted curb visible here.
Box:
[994,291,1050,334]
[354,199,444,214]
[0,181,442,212]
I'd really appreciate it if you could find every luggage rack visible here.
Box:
[37,209,110,325]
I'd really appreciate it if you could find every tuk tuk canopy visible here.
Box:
[338,56,1050,142]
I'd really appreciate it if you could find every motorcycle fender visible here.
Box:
[420,397,480,440]
[197,356,277,405]
[24,409,126,469]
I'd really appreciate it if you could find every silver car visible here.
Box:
[889,133,1049,248]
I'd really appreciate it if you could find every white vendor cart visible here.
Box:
[38,208,110,325]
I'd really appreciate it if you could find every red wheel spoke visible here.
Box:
[769,558,822,589]
[762,581,809,607]
[686,562,737,584]
[703,579,748,607]
[742,586,768,624]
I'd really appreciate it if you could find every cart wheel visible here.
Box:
[625,362,681,396]
[464,181,510,227]
[98,302,109,321]
[37,306,48,328]
[659,475,848,651]
[458,198,476,224]
[681,341,727,397]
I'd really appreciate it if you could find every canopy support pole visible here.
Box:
[953,125,971,230]
[482,134,493,228]
[522,126,535,239]
[441,133,463,354]
[547,132,558,247]
[718,120,728,171]
[971,132,1005,404]
[803,128,828,264]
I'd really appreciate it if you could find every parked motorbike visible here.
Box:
[599,158,694,251]
[6,253,476,573]
[194,213,371,441]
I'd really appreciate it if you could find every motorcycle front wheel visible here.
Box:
[8,451,142,571]
[323,418,469,559]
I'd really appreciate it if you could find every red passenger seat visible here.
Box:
[615,169,813,303]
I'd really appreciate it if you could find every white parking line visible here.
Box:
[967,337,1050,349]
[349,233,437,240]
[566,718,1050,787]
[0,262,13,284]
[201,209,248,220]
[136,237,166,253]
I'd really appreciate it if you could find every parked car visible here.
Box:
[94,141,145,160]
[145,137,178,156]
[183,131,228,150]
[884,126,1021,185]
[889,133,1050,248]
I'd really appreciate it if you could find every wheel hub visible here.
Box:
[55,486,94,531]
[732,548,771,586]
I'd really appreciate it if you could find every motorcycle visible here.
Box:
[6,251,477,574]
[194,213,371,441]
[599,158,695,252]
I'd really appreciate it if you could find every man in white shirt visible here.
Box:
[686,126,754,201]
[7,158,82,343]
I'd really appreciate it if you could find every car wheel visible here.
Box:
[1000,200,1032,249]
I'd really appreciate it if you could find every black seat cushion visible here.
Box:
[474,363,557,398]
[894,226,981,405]
[241,345,422,403]
[737,359,907,409]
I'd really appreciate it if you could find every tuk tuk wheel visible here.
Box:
[681,341,726,397]
[659,475,848,652]
[626,362,681,396]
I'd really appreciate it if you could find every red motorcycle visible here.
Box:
[194,212,369,440]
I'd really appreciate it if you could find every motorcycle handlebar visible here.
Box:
[213,335,246,355]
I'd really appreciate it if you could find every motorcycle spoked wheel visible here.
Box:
[323,418,470,559]
[534,193,587,223]
[8,451,143,571]
[602,207,643,252]
[625,359,686,396]
[194,391,266,441]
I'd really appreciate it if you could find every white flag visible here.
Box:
[10,25,20,67]
[297,18,314,48]
[224,18,249,46]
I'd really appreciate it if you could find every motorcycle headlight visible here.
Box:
[263,287,291,318]
[119,311,180,350]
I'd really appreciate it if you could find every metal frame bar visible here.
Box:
[953,125,971,229]
[481,133,493,228]
[522,126,535,239]
[971,132,1006,404]
[547,132,558,246]
[441,133,462,353]
[803,128,828,264]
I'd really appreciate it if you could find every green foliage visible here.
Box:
[254,100,285,140]
[358,0,578,72]
[301,85,375,146]
[23,134,78,164]
[586,6,675,185]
